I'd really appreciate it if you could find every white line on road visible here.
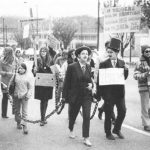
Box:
[123,124,150,137]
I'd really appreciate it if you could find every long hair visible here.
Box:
[67,49,75,64]
[39,47,52,66]
[2,47,14,64]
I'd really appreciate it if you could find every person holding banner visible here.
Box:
[95,38,128,140]
[134,45,150,132]
[32,47,54,126]
[62,46,94,147]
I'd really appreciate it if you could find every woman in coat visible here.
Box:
[0,47,16,118]
[32,47,54,126]
[134,45,150,131]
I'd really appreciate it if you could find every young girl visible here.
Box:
[9,63,32,134]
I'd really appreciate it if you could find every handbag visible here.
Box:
[8,74,16,95]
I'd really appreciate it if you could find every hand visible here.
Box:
[87,83,93,91]
[124,64,129,70]
[33,67,37,74]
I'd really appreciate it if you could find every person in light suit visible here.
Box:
[95,38,129,140]
[62,46,94,147]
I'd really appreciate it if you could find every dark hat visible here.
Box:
[107,38,121,52]
[75,46,91,57]
[141,45,150,54]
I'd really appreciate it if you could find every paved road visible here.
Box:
[0,61,150,150]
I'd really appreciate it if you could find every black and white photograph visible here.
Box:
[0,0,150,149]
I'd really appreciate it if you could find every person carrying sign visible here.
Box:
[32,47,54,126]
[95,38,128,140]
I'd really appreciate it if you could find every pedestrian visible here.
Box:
[95,38,129,140]
[9,63,32,134]
[32,47,54,126]
[0,47,17,118]
[134,45,150,132]
[62,46,94,147]
[97,41,116,124]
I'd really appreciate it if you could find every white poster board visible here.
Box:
[23,24,30,38]
[35,73,56,87]
[99,68,125,85]
[104,6,141,33]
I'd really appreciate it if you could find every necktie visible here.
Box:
[113,60,116,68]
[82,66,86,74]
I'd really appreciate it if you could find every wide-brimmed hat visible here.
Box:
[107,38,121,52]
[75,46,91,57]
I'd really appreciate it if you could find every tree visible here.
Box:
[134,0,150,28]
[52,18,78,49]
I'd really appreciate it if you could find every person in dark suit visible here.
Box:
[96,38,129,140]
[32,47,54,126]
[62,46,94,147]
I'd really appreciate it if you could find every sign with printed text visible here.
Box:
[104,6,141,33]
[99,68,125,85]
[35,73,56,87]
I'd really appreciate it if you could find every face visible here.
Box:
[16,50,21,57]
[106,48,118,60]
[144,48,150,58]
[71,51,76,60]
[78,50,89,63]
[40,49,47,58]
[18,66,26,74]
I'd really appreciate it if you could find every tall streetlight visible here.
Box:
[97,0,100,51]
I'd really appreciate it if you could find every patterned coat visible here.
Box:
[134,56,150,92]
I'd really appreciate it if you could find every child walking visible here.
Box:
[9,63,32,134]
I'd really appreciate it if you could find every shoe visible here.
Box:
[83,138,92,147]
[98,108,103,120]
[40,121,45,126]
[112,130,124,139]
[144,126,150,132]
[23,125,28,134]
[17,123,22,130]
[69,131,75,139]
[2,116,9,119]
[106,134,115,140]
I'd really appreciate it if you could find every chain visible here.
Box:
[80,98,99,120]
[8,73,64,124]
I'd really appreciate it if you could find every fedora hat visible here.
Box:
[107,38,121,52]
[75,46,91,57]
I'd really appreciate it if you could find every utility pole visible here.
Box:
[5,25,7,46]
[2,18,5,47]
[97,0,100,51]
[80,22,83,45]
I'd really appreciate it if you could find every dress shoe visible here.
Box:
[69,131,76,139]
[112,130,124,139]
[83,138,92,147]
[2,116,9,119]
[17,123,22,130]
[106,134,115,140]
[144,126,150,132]
[23,125,28,134]
[40,121,45,126]
[98,108,103,120]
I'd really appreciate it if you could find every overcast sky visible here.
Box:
[0,0,134,18]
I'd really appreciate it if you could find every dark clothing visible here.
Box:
[1,93,8,117]
[40,100,48,121]
[63,61,93,138]
[32,58,53,101]
[96,58,128,135]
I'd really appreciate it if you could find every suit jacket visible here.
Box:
[62,61,93,104]
[96,58,128,101]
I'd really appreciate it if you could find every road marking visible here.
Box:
[123,124,150,137]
